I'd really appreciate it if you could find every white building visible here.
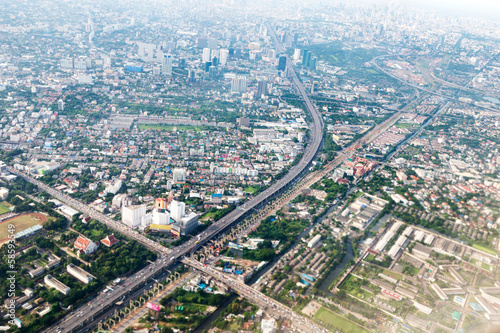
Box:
[153,208,170,225]
[67,263,95,284]
[231,76,247,93]
[202,48,211,63]
[44,275,71,295]
[0,187,9,200]
[170,200,185,222]
[122,205,146,228]
[172,168,186,183]
[219,49,229,65]
[307,234,322,248]
[162,54,172,76]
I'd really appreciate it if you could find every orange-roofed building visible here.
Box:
[101,234,120,247]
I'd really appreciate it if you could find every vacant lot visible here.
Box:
[0,213,48,243]
[314,307,370,333]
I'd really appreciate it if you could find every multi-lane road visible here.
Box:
[183,258,328,333]
[12,25,326,333]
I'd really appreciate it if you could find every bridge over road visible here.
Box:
[181,258,328,333]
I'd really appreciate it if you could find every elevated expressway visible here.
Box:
[20,25,326,333]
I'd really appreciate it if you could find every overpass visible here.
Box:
[16,23,325,333]
[181,258,328,333]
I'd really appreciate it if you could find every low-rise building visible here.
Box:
[44,275,71,295]
[67,263,96,284]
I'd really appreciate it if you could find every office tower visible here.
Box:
[309,56,317,70]
[188,69,196,83]
[208,66,217,79]
[211,49,219,60]
[197,38,208,48]
[229,48,234,57]
[234,49,242,58]
[293,49,301,61]
[58,99,65,111]
[212,56,218,67]
[208,38,218,50]
[231,76,247,93]
[257,80,267,98]
[61,58,73,69]
[122,205,146,228]
[155,198,168,209]
[293,33,299,46]
[170,200,185,222]
[205,61,212,72]
[268,49,276,59]
[202,48,211,63]
[302,49,309,66]
[172,168,186,183]
[277,55,287,71]
[219,49,229,65]
[178,58,186,69]
[162,54,172,75]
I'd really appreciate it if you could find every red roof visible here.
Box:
[101,234,119,247]
[75,236,92,251]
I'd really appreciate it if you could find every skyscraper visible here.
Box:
[231,76,247,94]
[219,49,229,65]
[170,200,185,223]
[208,66,217,79]
[293,49,301,61]
[302,49,310,67]
[202,48,211,63]
[162,54,172,75]
[277,55,287,71]
[58,99,65,111]
[257,80,267,98]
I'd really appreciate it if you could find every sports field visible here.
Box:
[0,204,10,215]
[0,213,48,244]
[314,307,371,333]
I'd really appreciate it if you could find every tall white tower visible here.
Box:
[170,200,185,222]
[162,54,172,76]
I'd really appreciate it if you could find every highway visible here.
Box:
[12,24,325,333]
[182,258,328,333]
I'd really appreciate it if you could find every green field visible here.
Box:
[314,307,370,333]
[481,262,492,270]
[138,124,204,132]
[244,187,259,194]
[473,243,497,255]
[395,122,415,129]
[0,214,47,243]
[0,204,10,215]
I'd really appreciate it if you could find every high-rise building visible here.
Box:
[155,198,168,209]
[293,49,301,61]
[219,49,229,65]
[172,168,186,183]
[170,200,185,222]
[231,76,247,94]
[208,66,217,79]
[309,56,317,70]
[277,55,287,71]
[162,54,172,75]
[188,69,196,83]
[208,38,218,50]
[178,58,186,69]
[122,205,146,228]
[257,80,267,98]
[205,61,212,72]
[61,58,73,69]
[58,99,65,111]
[202,48,211,63]
[302,49,310,67]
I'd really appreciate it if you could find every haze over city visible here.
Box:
[0,0,498,332]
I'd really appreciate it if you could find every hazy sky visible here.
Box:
[360,0,500,20]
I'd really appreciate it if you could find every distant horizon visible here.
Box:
[347,0,500,21]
